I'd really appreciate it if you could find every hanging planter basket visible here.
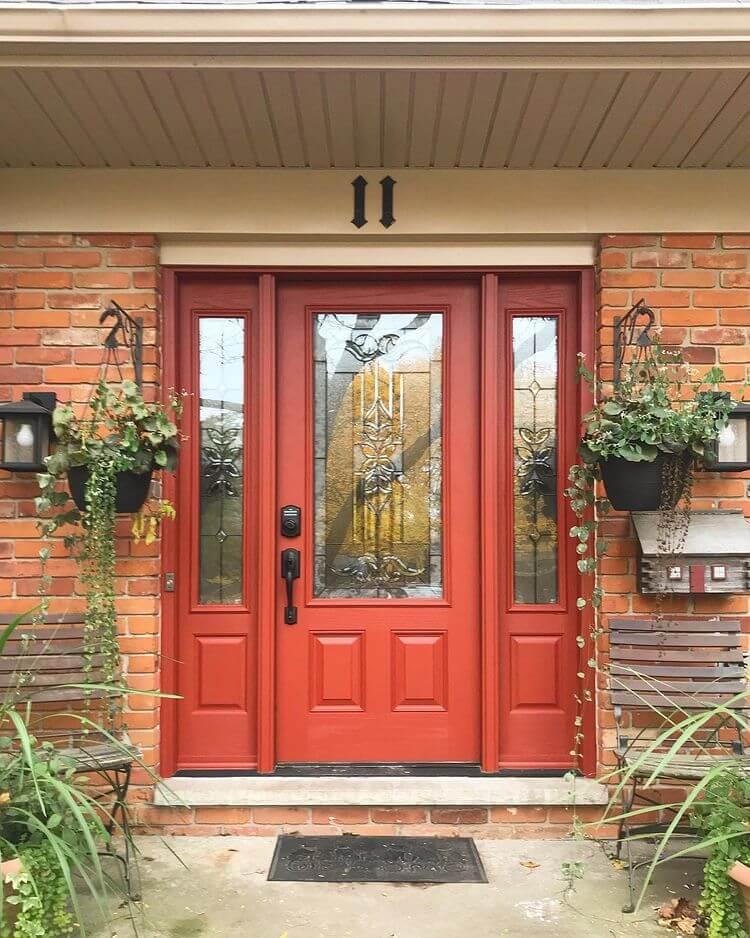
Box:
[68,465,154,514]
[599,452,685,512]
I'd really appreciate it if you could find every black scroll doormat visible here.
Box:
[268,834,488,884]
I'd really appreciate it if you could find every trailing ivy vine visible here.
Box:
[36,379,182,718]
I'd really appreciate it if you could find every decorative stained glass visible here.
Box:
[198,317,245,605]
[512,316,559,605]
[314,312,443,599]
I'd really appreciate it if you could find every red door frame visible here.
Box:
[160,266,596,778]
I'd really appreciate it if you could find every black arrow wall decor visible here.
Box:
[379,176,396,229]
[351,175,367,229]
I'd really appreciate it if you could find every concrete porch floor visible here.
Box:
[85,837,701,938]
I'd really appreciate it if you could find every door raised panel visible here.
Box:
[391,631,447,711]
[196,636,248,710]
[309,631,365,711]
[509,635,561,709]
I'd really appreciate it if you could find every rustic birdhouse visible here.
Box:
[633,510,750,594]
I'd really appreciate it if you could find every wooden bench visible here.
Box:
[0,612,138,895]
[609,617,748,912]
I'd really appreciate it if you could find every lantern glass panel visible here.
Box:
[717,416,748,466]
[4,416,37,465]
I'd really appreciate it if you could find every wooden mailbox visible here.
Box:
[633,510,750,594]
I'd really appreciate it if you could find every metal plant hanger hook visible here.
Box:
[100,299,144,390]
[613,297,656,387]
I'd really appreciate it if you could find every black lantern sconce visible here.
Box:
[705,402,750,473]
[0,392,57,472]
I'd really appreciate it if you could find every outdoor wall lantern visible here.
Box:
[705,402,750,473]
[0,392,57,472]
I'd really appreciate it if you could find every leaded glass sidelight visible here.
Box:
[512,316,559,605]
[314,313,443,599]
[198,317,245,606]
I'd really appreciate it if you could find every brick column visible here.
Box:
[0,233,161,790]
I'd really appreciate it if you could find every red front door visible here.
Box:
[167,270,585,774]
[276,280,481,763]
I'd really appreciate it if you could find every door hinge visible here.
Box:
[164,572,176,593]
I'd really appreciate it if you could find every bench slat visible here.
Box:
[0,669,105,688]
[611,648,744,663]
[0,654,105,672]
[610,633,742,647]
[610,618,741,633]
[611,664,746,678]
[612,679,746,693]
[612,691,746,708]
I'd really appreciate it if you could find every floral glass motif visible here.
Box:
[512,316,559,604]
[198,317,245,605]
[314,313,443,599]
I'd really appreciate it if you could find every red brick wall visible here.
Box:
[0,233,161,796]
[132,803,612,839]
[596,233,750,771]
[1,231,748,836]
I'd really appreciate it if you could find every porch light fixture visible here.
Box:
[705,402,750,473]
[0,392,56,472]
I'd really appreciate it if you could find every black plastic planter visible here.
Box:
[68,466,154,514]
[600,453,683,512]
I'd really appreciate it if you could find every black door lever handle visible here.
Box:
[281,548,300,624]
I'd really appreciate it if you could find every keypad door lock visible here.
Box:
[281,505,301,538]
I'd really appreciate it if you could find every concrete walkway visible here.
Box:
[85,837,701,938]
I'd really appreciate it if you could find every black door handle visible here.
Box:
[281,548,300,624]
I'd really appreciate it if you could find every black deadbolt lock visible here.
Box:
[281,505,301,538]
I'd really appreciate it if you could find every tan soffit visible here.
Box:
[2,168,750,235]
[2,7,750,169]
[2,65,750,169]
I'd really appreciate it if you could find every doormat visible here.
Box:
[268,834,487,883]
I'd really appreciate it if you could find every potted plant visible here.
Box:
[692,766,750,938]
[44,379,181,515]
[574,348,734,512]
[36,380,182,698]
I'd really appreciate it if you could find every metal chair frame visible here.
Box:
[608,617,747,913]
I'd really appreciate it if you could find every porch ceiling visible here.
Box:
[3,6,750,170]
[2,65,750,169]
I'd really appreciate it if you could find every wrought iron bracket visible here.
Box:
[100,300,144,389]
[613,297,655,387]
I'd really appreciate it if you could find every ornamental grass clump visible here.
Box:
[0,614,128,937]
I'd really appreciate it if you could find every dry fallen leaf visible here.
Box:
[519,860,540,870]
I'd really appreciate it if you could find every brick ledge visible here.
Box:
[154,776,608,808]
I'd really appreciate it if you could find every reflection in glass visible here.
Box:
[198,318,245,605]
[314,313,443,599]
[513,316,559,604]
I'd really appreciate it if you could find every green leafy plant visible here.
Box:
[567,348,734,611]
[0,614,114,936]
[693,768,750,938]
[592,694,750,937]
[35,380,182,694]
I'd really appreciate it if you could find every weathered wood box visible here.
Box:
[632,510,750,594]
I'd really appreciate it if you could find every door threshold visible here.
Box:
[174,764,573,779]
[156,774,608,808]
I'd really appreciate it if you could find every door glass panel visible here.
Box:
[198,317,245,606]
[314,312,443,599]
[512,316,559,604]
